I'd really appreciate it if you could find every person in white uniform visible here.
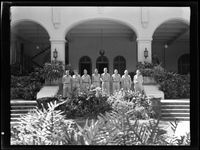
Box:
[81,69,91,92]
[92,68,101,88]
[72,69,81,94]
[134,69,144,93]
[121,70,132,91]
[112,69,121,94]
[101,68,111,95]
[62,70,72,98]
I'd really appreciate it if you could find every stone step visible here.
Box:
[143,85,164,99]
[11,100,37,106]
[11,118,21,122]
[161,117,190,121]
[161,113,189,117]
[161,99,189,102]
[11,105,37,109]
[162,109,189,113]
[161,105,189,109]
[11,109,34,114]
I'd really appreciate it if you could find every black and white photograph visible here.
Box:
[1,2,198,147]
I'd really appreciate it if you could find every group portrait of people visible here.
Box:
[62,67,144,98]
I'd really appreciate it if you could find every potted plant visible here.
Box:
[43,60,64,85]
[136,61,156,84]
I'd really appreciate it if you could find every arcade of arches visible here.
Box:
[10,7,190,75]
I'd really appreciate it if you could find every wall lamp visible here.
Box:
[144,48,148,59]
[53,48,58,60]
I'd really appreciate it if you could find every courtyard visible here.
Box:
[9,6,191,146]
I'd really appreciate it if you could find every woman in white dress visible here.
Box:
[133,69,144,93]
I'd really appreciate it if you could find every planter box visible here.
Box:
[143,76,156,85]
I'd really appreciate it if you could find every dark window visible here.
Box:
[96,56,109,74]
[178,54,190,75]
[113,56,126,75]
[79,56,92,76]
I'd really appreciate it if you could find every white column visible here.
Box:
[137,38,152,63]
[50,39,66,65]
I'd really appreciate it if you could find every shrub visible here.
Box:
[59,87,112,119]
[11,75,42,100]
[153,70,190,99]
[107,90,155,119]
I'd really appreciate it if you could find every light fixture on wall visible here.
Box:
[36,25,40,50]
[53,48,58,60]
[144,48,148,59]
[163,44,168,69]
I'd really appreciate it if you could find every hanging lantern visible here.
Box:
[144,48,148,59]
[53,48,58,60]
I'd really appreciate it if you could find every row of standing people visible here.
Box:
[62,68,144,98]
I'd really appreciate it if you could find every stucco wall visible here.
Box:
[69,36,137,74]
[152,41,190,72]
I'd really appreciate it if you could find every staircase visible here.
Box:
[160,99,190,121]
[11,100,37,125]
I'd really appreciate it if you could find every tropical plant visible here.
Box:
[43,60,64,84]
[136,62,158,77]
[11,101,190,145]
[11,101,83,145]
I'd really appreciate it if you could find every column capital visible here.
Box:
[136,37,152,42]
[50,39,66,43]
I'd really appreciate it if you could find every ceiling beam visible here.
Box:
[166,28,189,46]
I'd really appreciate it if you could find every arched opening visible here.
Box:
[178,54,190,75]
[65,19,137,75]
[152,20,189,73]
[113,56,126,75]
[79,56,92,76]
[96,56,109,74]
[11,20,50,75]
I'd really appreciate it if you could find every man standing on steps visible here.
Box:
[81,69,91,92]
[62,70,72,99]
[72,69,81,95]
[92,68,101,88]
[121,70,132,91]
[101,68,111,95]
[112,69,121,94]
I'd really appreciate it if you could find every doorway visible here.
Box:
[79,56,92,76]
[96,56,109,74]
